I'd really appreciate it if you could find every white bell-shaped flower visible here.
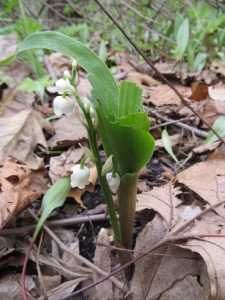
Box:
[56,78,75,94]
[70,165,90,189]
[106,172,121,193]
[53,95,75,116]
[56,78,69,94]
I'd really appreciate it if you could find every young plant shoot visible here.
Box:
[0,31,155,273]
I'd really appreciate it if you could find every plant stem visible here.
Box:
[87,126,122,245]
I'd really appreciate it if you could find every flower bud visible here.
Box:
[70,164,90,189]
[56,78,75,95]
[53,95,75,116]
[63,70,71,79]
[106,172,121,193]
[102,155,113,176]
[72,59,77,69]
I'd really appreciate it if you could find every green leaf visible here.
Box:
[98,40,107,63]
[33,177,71,239]
[118,81,143,117]
[176,18,189,57]
[162,129,179,163]
[202,116,225,145]
[194,53,207,71]
[0,31,119,115]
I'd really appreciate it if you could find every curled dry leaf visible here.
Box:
[93,228,113,300]
[131,215,205,300]
[47,115,88,149]
[49,147,84,183]
[176,158,225,209]
[189,81,209,101]
[0,160,47,229]
[136,183,182,229]
[135,156,225,299]
[0,109,48,169]
[146,84,190,106]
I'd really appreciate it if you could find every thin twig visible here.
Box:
[62,200,225,299]
[0,213,110,236]
[148,108,208,138]
[92,0,225,146]
[28,209,129,295]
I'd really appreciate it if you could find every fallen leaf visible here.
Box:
[49,147,84,183]
[208,84,225,101]
[0,33,17,61]
[210,60,225,77]
[190,81,209,101]
[0,109,48,169]
[131,214,204,299]
[146,84,190,106]
[47,115,88,148]
[136,183,182,229]
[93,228,113,299]
[0,160,47,229]
[192,142,220,154]
[176,158,225,208]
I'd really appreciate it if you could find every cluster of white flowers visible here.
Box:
[70,163,120,193]
[53,59,120,192]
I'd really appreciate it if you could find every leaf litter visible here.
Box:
[0,30,225,300]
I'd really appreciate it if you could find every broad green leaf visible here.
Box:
[162,129,179,163]
[202,116,225,145]
[117,112,151,131]
[106,120,155,175]
[118,81,143,117]
[176,18,189,56]
[0,31,119,116]
[33,177,71,239]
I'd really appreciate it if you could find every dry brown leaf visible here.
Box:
[131,214,204,299]
[192,142,220,154]
[208,84,225,102]
[93,228,113,300]
[126,71,160,87]
[0,109,47,169]
[0,160,47,229]
[146,84,190,106]
[136,183,182,229]
[190,82,209,101]
[47,115,88,148]
[176,158,225,208]
[49,147,84,183]
[210,60,225,77]
[0,33,17,61]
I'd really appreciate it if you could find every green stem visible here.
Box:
[87,126,122,244]
[118,173,138,250]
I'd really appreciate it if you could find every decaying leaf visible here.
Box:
[176,158,225,208]
[93,228,113,300]
[0,109,48,169]
[131,214,204,299]
[0,160,47,229]
[190,81,209,101]
[136,183,182,229]
[135,156,225,299]
[145,84,190,106]
[49,147,84,183]
[47,115,88,148]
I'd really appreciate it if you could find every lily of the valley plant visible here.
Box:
[0,32,155,271]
